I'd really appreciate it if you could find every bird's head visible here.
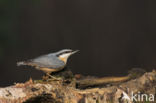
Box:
[56,49,79,63]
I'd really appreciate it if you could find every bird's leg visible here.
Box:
[46,73,56,79]
[46,73,62,81]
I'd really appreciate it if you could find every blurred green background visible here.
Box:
[0,0,156,86]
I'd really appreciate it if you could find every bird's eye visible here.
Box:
[65,51,71,53]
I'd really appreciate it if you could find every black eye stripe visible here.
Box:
[56,51,72,57]
[64,51,72,54]
[66,51,71,53]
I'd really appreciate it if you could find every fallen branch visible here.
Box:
[0,69,155,103]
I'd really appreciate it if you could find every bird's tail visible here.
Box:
[17,61,28,66]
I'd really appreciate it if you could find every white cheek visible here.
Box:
[60,53,71,59]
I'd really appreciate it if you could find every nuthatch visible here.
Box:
[17,49,79,77]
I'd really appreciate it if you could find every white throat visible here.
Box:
[59,53,71,63]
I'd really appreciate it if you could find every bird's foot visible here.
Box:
[49,76,62,81]
[43,73,63,81]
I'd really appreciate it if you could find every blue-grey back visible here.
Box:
[31,54,65,69]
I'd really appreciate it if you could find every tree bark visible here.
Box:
[0,70,156,103]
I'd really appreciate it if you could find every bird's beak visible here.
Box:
[71,50,79,55]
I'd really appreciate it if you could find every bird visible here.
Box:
[17,49,79,78]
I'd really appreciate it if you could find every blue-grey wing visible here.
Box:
[31,54,65,69]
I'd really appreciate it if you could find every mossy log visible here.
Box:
[0,70,156,103]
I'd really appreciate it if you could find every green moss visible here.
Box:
[128,68,146,79]
[34,80,45,84]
